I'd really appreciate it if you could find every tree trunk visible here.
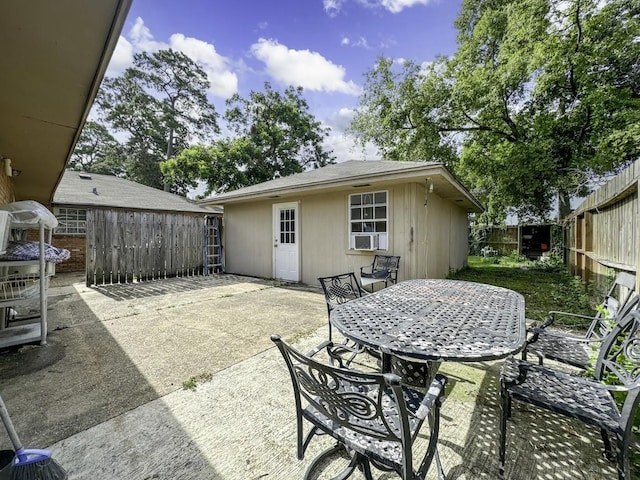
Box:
[558,191,572,221]
[163,128,174,192]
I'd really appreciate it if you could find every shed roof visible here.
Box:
[53,171,218,214]
[199,160,483,213]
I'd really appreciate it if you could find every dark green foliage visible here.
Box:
[69,121,126,176]
[350,0,640,223]
[95,49,219,194]
[163,82,335,196]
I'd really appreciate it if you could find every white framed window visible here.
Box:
[54,207,87,235]
[349,191,388,250]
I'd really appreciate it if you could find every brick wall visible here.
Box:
[0,174,15,204]
[51,235,86,273]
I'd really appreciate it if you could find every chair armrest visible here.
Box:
[541,311,595,328]
[360,265,374,276]
[415,374,447,420]
[527,328,597,342]
[306,340,334,358]
[502,360,533,387]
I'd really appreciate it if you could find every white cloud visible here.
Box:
[251,38,361,95]
[106,36,134,76]
[109,17,238,99]
[379,0,434,13]
[169,33,238,98]
[129,17,168,51]
[324,0,345,16]
[327,0,433,15]
[320,107,380,162]
[340,36,370,49]
[324,128,381,163]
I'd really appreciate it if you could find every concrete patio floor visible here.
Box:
[0,273,619,479]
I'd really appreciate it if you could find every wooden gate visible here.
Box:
[86,209,206,286]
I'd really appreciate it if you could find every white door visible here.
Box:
[273,202,300,281]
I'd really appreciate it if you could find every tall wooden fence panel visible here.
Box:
[86,209,206,286]
[565,159,639,295]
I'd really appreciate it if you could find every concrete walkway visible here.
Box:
[0,273,619,479]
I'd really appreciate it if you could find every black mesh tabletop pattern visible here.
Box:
[330,279,526,362]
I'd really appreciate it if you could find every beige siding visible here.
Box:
[222,181,470,285]
[424,192,469,278]
[223,202,273,279]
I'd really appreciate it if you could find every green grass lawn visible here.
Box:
[449,255,596,327]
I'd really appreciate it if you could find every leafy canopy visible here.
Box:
[162,82,335,197]
[95,49,219,193]
[350,0,640,222]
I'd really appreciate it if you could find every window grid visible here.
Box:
[54,207,87,235]
[279,209,295,244]
[349,191,388,250]
[349,191,387,234]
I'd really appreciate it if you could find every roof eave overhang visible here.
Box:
[0,0,133,205]
[200,164,484,213]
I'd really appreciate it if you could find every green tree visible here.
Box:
[96,49,219,194]
[163,82,335,196]
[350,0,640,222]
[69,121,127,175]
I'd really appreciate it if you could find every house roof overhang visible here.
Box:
[0,0,132,205]
[200,162,484,214]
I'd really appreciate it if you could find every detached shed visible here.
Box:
[200,160,483,285]
[52,171,221,285]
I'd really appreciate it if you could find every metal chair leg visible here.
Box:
[499,384,510,478]
[601,428,615,462]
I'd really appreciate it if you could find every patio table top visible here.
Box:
[330,278,526,362]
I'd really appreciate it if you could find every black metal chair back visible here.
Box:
[271,334,447,480]
[318,272,364,339]
[372,254,401,274]
[586,271,636,339]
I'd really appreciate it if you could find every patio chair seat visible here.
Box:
[525,295,640,370]
[501,357,620,432]
[523,332,593,369]
[360,255,400,293]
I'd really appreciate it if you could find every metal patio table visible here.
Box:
[330,279,526,371]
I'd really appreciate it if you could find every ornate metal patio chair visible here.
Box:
[523,271,637,369]
[359,255,400,293]
[318,273,369,366]
[500,309,640,480]
[271,334,448,480]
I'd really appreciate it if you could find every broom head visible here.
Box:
[10,448,67,480]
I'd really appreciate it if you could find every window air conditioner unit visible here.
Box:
[353,233,379,251]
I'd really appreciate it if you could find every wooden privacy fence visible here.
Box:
[86,209,207,286]
[565,159,639,294]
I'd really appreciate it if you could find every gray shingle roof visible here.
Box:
[53,171,218,214]
[199,160,482,212]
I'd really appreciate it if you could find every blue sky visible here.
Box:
[106,0,463,162]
